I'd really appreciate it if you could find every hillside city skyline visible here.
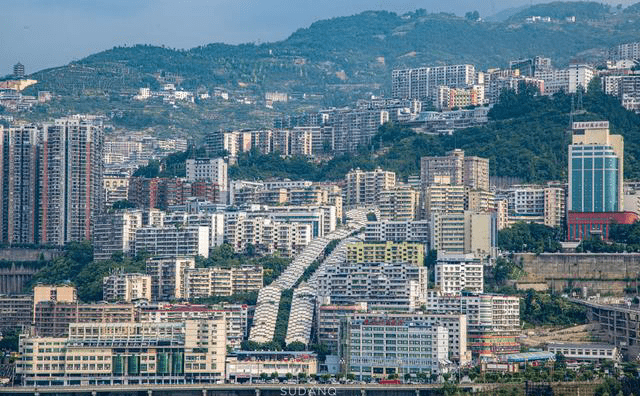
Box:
[5,1,640,393]
[2,0,636,74]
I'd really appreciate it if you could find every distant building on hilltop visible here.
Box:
[13,62,25,78]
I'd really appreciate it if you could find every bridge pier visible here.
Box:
[148,389,153,396]
[415,389,420,396]
[256,389,261,396]
[361,388,366,396]
[203,388,208,396]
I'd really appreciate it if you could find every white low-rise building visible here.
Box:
[226,351,317,382]
[138,303,249,349]
[317,261,428,311]
[225,215,312,256]
[546,343,619,362]
[365,220,430,244]
[163,212,225,248]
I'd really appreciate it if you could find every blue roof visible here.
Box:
[505,352,555,363]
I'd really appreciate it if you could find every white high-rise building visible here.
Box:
[163,212,225,248]
[93,210,144,261]
[503,184,565,228]
[435,253,484,294]
[4,117,107,246]
[535,64,594,95]
[186,158,228,191]
[344,168,396,206]
[134,226,210,258]
[41,117,105,245]
[392,64,476,100]
[377,186,420,221]
[102,272,152,302]
[568,64,595,93]
[0,125,40,245]
[421,149,489,192]
[431,211,496,257]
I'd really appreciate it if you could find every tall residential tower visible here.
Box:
[567,121,637,240]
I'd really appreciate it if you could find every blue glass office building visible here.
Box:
[569,144,620,212]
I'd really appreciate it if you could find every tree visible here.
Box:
[554,352,567,370]
[498,222,562,253]
[245,243,257,257]
[112,200,136,210]
[286,341,306,351]
[465,11,480,21]
[0,328,20,351]
[271,372,279,379]
[311,343,330,360]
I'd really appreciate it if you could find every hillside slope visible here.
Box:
[28,2,640,100]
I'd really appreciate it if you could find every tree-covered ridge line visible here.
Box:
[23,2,640,100]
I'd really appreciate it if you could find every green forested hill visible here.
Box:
[26,2,640,100]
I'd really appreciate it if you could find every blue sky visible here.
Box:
[1,0,635,75]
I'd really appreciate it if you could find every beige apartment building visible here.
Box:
[183,265,263,299]
[344,168,396,206]
[102,272,152,302]
[346,241,425,266]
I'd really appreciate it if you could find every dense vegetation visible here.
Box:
[578,221,640,253]
[595,376,640,396]
[497,222,563,253]
[28,243,146,302]
[485,258,588,327]
[272,289,294,349]
[520,289,588,327]
[485,258,526,291]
